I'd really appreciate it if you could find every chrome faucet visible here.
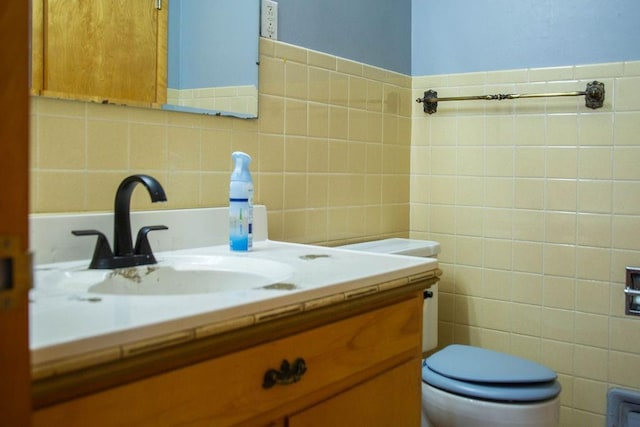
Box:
[72,174,168,269]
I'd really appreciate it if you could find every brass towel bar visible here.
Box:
[416,80,605,114]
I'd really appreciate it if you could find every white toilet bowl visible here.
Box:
[340,239,561,427]
[421,344,560,427]
[422,382,560,427]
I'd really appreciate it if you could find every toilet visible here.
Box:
[340,238,561,427]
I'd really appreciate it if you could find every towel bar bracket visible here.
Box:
[584,81,605,109]
[416,81,605,114]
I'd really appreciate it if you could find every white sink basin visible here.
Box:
[44,255,294,296]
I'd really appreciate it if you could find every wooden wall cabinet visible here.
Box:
[31,0,167,107]
[33,291,425,426]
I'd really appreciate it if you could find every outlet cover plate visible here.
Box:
[261,0,278,39]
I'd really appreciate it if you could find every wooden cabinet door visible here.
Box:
[0,0,31,425]
[288,359,422,427]
[40,0,167,106]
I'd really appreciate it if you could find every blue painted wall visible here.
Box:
[275,0,412,75]
[412,0,640,75]
[168,0,259,89]
[169,1,640,82]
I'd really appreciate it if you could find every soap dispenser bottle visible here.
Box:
[229,151,253,251]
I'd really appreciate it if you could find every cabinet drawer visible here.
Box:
[288,359,422,427]
[33,296,422,427]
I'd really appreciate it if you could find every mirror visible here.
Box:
[31,0,260,119]
[165,0,260,118]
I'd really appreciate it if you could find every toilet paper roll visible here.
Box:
[422,283,438,354]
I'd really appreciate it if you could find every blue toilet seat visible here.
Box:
[422,345,561,403]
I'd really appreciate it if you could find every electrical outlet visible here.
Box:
[261,0,278,40]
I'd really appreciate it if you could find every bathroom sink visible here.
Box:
[45,255,294,296]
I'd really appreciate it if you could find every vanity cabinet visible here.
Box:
[31,0,167,107]
[32,291,424,426]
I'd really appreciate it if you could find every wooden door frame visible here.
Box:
[0,0,32,425]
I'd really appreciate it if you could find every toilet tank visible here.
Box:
[338,238,440,355]
[339,238,440,258]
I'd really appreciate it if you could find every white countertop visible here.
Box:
[30,240,438,372]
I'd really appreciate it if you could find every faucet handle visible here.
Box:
[134,225,168,262]
[71,229,114,269]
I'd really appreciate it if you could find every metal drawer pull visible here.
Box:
[262,358,307,389]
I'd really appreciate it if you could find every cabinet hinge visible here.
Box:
[0,236,32,311]
[156,0,162,10]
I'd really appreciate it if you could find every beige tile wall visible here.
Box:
[30,39,412,246]
[411,60,640,426]
[30,34,640,425]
